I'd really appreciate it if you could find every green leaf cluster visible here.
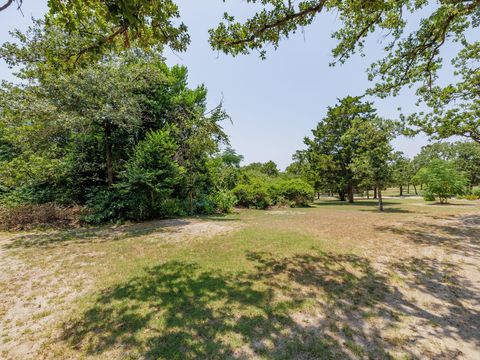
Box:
[413,159,468,203]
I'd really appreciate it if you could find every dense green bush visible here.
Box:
[209,190,237,213]
[422,192,436,202]
[82,129,182,223]
[1,55,235,226]
[83,148,239,223]
[234,175,313,209]
[276,178,314,206]
[82,188,127,224]
[157,198,188,217]
[413,160,468,203]
[119,129,183,220]
[234,181,273,209]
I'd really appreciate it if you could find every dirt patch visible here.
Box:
[267,210,307,216]
[3,218,239,249]
[254,206,480,359]
[0,219,239,359]
[0,236,94,359]
[142,220,239,245]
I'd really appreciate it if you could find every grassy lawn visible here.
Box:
[1,198,479,359]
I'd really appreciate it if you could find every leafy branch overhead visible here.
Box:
[2,1,478,102]
[209,0,479,96]
[410,41,480,144]
[1,0,190,65]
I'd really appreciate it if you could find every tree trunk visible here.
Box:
[347,184,354,203]
[366,190,370,199]
[339,191,346,202]
[373,186,377,199]
[407,184,410,194]
[378,186,384,211]
[413,184,418,195]
[104,122,114,186]
[399,185,403,196]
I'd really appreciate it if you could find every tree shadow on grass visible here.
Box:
[387,256,480,348]
[3,219,190,249]
[312,199,413,213]
[376,214,480,256]
[359,208,413,214]
[424,202,477,207]
[59,247,480,359]
[313,200,398,207]
[60,251,407,359]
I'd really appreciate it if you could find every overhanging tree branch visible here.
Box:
[219,0,327,47]
[0,0,14,11]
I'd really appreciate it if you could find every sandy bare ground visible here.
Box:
[257,207,480,359]
[374,214,480,359]
[0,219,237,359]
[0,203,479,359]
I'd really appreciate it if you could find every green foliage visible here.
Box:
[157,198,188,218]
[1,2,189,72]
[413,141,480,189]
[459,188,480,200]
[208,1,479,146]
[304,96,396,203]
[234,173,313,209]
[422,192,436,202]
[0,42,234,224]
[234,180,273,210]
[413,160,468,204]
[262,161,280,177]
[209,1,478,99]
[276,178,314,207]
[6,0,477,109]
[117,129,183,221]
[82,188,127,225]
[390,152,414,191]
[220,147,244,168]
[208,190,238,214]
[243,161,279,177]
[206,148,243,192]
[411,42,480,143]
[3,1,478,148]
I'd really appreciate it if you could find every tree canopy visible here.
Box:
[0,44,236,222]
[209,1,479,96]
[1,0,189,64]
[413,159,468,203]
[305,96,387,203]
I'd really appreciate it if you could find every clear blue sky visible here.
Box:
[2,0,458,169]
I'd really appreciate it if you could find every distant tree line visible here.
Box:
[286,97,480,209]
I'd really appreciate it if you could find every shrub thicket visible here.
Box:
[234,172,313,209]
[0,56,240,226]
[414,160,468,203]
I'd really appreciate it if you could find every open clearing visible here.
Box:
[1,198,479,359]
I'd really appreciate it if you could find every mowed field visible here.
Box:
[0,198,479,360]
